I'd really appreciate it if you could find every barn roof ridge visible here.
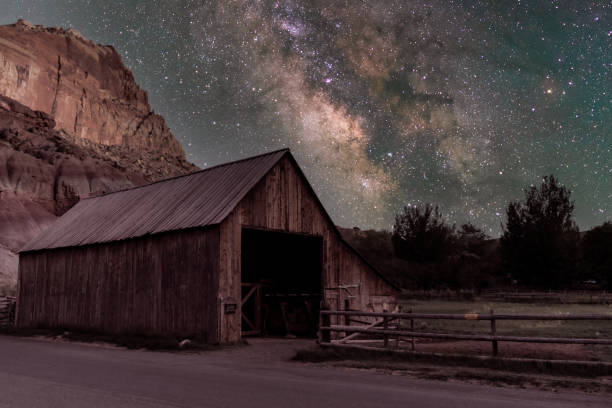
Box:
[82,148,292,201]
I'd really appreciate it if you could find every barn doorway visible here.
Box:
[241,228,322,338]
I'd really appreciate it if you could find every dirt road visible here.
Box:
[0,335,608,407]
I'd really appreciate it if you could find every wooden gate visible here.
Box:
[241,282,320,337]
[241,282,263,336]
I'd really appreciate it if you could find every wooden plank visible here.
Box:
[333,318,387,344]
[242,313,256,331]
[241,285,257,307]
[324,326,612,345]
[17,228,219,339]
[321,310,612,321]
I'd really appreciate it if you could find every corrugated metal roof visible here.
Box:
[21,149,289,252]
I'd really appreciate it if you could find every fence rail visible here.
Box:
[321,310,612,320]
[0,296,16,327]
[318,309,612,357]
[399,289,612,304]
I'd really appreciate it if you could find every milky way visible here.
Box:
[2,1,610,234]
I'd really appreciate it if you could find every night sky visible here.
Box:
[1,1,610,235]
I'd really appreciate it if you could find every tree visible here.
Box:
[500,175,579,288]
[457,223,488,253]
[581,222,612,289]
[392,204,455,263]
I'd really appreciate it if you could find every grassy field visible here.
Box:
[397,299,612,361]
[399,300,612,337]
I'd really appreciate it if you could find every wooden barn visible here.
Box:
[17,149,398,343]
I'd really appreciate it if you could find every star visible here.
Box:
[0,0,608,234]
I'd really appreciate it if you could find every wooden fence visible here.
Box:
[480,290,612,304]
[318,309,612,357]
[0,296,16,327]
[399,289,612,304]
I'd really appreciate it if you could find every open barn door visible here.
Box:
[241,228,322,337]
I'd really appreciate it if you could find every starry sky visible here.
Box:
[1,1,610,235]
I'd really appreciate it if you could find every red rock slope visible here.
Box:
[0,20,198,292]
[0,20,186,157]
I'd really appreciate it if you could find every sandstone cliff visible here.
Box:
[0,20,186,158]
[0,21,198,292]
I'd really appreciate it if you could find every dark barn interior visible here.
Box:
[241,228,322,337]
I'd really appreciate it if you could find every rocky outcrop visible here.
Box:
[0,95,149,291]
[0,21,199,292]
[0,19,186,159]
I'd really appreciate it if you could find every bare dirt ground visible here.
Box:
[293,342,612,394]
[229,338,612,394]
[314,359,612,394]
[1,334,611,408]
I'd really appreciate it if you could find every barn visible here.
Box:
[17,149,398,343]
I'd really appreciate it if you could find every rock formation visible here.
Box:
[0,20,186,158]
[0,21,198,292]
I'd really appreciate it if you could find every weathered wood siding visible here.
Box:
[218,156,397,342]
[17,228,220,341]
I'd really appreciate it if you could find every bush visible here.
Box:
[581,222,612,289]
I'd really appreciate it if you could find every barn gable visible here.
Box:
[217,154,398,342]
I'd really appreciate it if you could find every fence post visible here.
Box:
[396,314,401,349]
[490,308,498,356]
[344,299,350,338]
[410,308,415,351]
[318,301,331,344]
[383,308,389,349]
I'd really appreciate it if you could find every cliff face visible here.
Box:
[0,21,198,292]
[0,20,185,158]
[0,95,146,291]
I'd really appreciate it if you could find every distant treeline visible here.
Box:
[342,175,612,291]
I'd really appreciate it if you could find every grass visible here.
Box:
[398,300,612,339]
[384,300,611,362]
